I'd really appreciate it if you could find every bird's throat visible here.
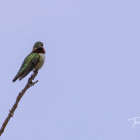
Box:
[32,48,45,54]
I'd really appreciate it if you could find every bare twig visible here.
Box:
[0,70,38,136]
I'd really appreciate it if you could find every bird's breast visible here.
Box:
[35,53,45,70]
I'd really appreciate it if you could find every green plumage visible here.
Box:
[13,53,40,82]
[13,41,45,82]
[20,53,40,73]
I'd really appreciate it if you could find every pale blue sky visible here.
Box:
[0,0,140,139]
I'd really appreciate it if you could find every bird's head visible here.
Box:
[32,41,45,54]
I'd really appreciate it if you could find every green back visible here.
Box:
[19,52,40,73]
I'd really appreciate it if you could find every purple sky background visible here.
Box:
[0,0,140,139]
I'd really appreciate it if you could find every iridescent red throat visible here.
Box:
[32,47,45,54]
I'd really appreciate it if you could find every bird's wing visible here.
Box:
[12,53,40,82]
[19,53,40,80]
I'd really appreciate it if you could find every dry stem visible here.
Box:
[0,70,38,136]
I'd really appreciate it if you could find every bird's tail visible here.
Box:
[12,72,22,82]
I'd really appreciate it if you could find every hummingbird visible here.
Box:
[13,41,45,82]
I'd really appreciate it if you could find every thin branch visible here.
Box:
[0,70,38,136]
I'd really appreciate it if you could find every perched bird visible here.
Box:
[13,41,45,82]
